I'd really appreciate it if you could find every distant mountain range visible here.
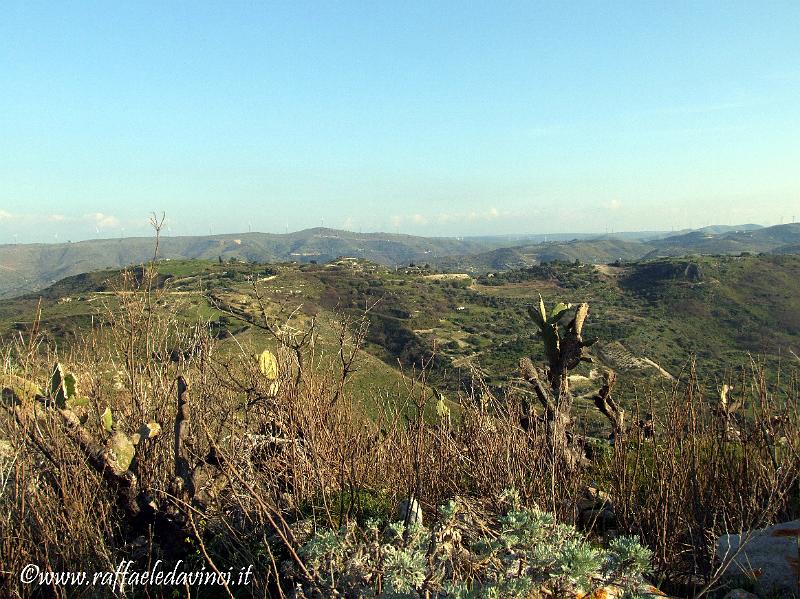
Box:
[433,223,799,272]
[0,229,496,298]
[1,222,798,299]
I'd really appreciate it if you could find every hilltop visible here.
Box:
[2,223,797,300]
[433,238,653,271]
[643,222,800,257]
[0,228,494,299]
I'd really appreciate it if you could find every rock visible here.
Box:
[580,507,616,530]
[578,486,616,532]
[722,590,759,599]
[397,497,423,526]
[716,519,800,597]
[578,486,612,512]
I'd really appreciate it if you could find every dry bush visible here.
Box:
[604,361,800,596]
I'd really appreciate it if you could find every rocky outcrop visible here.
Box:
[716,519,800,597]
[578,486,616,532]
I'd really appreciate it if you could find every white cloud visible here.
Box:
[390,213,429,226]
[411,213,428,225]
[391,207,505,229]
[439,206,502,223]
[0,210,121,229]
[84,212,120,229]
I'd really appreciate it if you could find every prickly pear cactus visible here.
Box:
[108,430,135,472]
[50,363,67,407]
[258,349,278,379]
[132,421,161,445]
[435,393,451,422]
[258,349,280,395]
[101,407,114,433]
[528,296,573,365]
[139,421,161,439]
[98,406,136,471]
[2,373,43,405]
[49,363,89,409]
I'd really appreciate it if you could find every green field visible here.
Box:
[3,253,799,427]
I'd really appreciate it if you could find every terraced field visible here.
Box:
[2,254,799,426]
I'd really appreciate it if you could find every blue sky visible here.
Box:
[1,1,799,242]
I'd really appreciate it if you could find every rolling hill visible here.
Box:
[4,253,800,432]
[643,222,800,257]
[1,223,798,300]
[434,223,800,273]
[0,228,498,299]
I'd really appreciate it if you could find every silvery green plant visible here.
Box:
[291,490,653,598]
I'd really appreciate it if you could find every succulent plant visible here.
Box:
[98,406,138,471]
[101,406,114,433]
[528,296,573,365]
[49,363,89,409]
[258,349,280,395]
[131,421,161,446]
[258,349,278,379]
[2,373,43,405]
[108,430,135,472]
[436,393,451,423]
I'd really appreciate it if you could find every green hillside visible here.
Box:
[4,253,800,432]
[644,222,800,257]
[0,228,499,299]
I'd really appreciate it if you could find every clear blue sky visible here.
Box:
[1,1,799,242]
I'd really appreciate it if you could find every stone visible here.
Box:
[578,486,613,512]
[397,497,423,527]
[716,519,800,597]
[580,508,617,531]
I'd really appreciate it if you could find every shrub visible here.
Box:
[290,491,653,598]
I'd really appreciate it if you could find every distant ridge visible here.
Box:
[433,223,799,273]
[0,224,796,299]
[0,228,495,298]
